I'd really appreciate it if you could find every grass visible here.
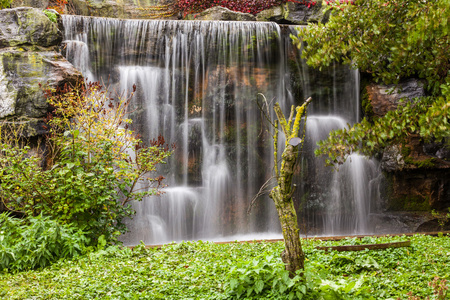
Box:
[1,234,449,299]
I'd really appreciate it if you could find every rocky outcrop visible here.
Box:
[366,78,425,117]
[256,2,326,25]
[69,0,178,19]
[10,0,49,9]
[0,7,82,137]
[68,0,326,23]
[185,6,255,21]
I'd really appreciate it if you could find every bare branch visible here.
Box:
[247,176,277,215]
[256,93,276,128]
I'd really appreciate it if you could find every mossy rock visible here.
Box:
[185,6,256,21]
[256,2,325,25]
[69,0,178,19]
[0,7,61,49]
[10,0,49,9]
[0,50,82,120]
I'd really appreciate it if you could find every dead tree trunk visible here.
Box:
[269,98,312,276]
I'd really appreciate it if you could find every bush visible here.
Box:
[0,82,172,245]
[0,213,88,272]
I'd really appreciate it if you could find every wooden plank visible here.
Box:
[315,240,411,252]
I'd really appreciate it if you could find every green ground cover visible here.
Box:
[1,234,448,299]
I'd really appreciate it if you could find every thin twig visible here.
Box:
[247,176,277,214]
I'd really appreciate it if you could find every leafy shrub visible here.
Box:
[0,82,172,245]
[0,213,88,272]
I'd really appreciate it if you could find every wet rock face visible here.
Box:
[0,7,62,48]
[383,169,450,211]
[0,8,82,137]
[185,6,256,21]
[380,135,450,211]
[366,78,426,117]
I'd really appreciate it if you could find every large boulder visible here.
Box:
[10,0,49,9]
[257,2,325,24]
[0,7,61,49]
[185,6,256,21]
[69,0,178,19]
[365,78,426,117]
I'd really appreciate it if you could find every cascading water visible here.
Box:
[62,16,381,244]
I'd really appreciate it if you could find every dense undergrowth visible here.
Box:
[1,234,449,299]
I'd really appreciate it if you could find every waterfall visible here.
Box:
[62,16,381,244]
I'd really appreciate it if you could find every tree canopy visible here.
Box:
[292,0,450,164]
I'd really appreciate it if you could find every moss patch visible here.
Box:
[401,145,436,168]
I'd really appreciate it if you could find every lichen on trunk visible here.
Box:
[269,97,311,276]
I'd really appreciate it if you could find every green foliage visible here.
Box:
[294,0,449,93]
[0,83,172,245]
[224,254,312,299]
[43,10,58,23]
[0,0,11,9]
[293,0,450,163]
[0,213,88,272]
[2,235,448,299]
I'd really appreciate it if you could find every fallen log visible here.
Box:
[316,240,411,252]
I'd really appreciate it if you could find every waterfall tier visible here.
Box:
[62,16,380,245]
